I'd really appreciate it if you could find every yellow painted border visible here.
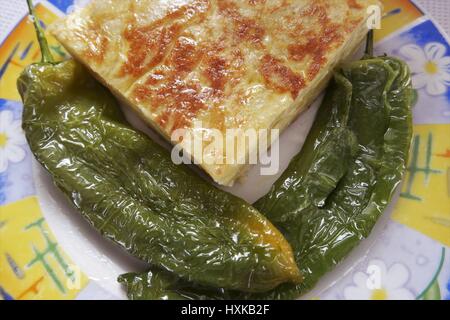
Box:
[0,197,88,300]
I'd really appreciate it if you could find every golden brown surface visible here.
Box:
[51,0,379,185]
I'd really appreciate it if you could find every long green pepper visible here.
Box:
[119,34,414,300]
[17,1,301,293]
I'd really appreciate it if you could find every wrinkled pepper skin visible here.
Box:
[119,56,413,300]
[17,59,301,292]
[118,269,233,300]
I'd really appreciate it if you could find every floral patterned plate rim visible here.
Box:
[0,0,449,300]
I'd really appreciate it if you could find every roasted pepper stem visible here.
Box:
[365,29,374,57]
[26,0,54,63]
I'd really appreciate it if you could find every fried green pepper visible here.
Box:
[120,36,413,300]
[17,0,301,293]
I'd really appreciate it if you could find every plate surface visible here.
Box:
[0,0,449,300]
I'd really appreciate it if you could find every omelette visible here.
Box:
[50,0,380,186]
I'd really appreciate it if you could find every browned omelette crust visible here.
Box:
[51,0,379,185]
